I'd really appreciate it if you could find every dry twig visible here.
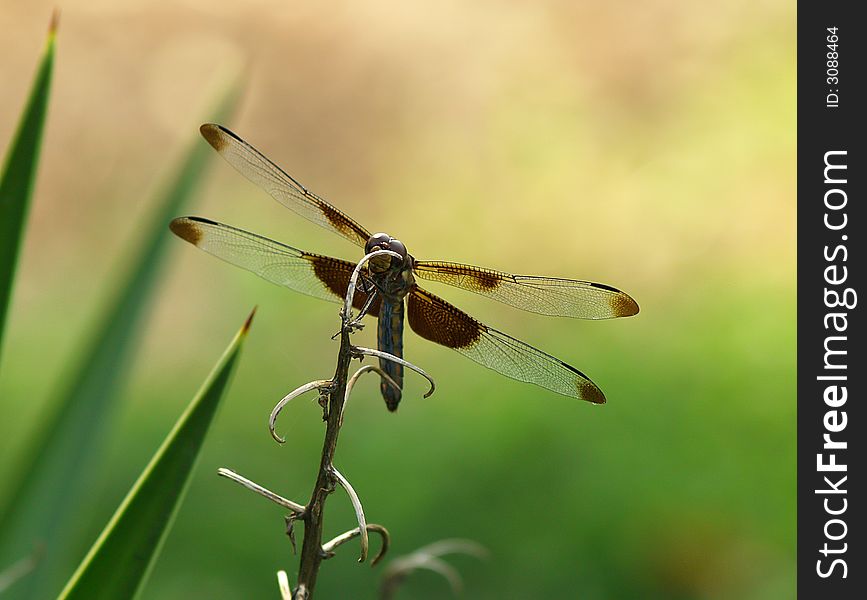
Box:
[216,249,434,598]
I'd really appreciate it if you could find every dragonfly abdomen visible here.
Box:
[377,300,405,411]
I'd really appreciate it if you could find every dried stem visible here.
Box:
[294,248,432,597]
[351,346,436,398]
[0,547,42,595]
[293,326,354,594]
[217,468,305,514]
[219,249,434,599]
[379,539,488,600]
[269,380,332,443]
[277,571,292,600]
[330,466,369,562]
[341,365,399,426]
[322,524,390,566]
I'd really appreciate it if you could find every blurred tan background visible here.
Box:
[1,0,794,598]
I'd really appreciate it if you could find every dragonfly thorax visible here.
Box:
[364,232,415,302]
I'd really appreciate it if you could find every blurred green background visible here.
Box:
[1,0,794,598]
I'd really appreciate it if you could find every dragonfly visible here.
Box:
[170,124,639,411]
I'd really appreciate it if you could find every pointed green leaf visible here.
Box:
[0,15,56,365]
[58,309,255,599]
[0,81,242,598]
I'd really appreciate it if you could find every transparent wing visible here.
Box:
[413,261,638,319]
[170,216,379,316]
[200,124,372,248]
[406,286,605,403]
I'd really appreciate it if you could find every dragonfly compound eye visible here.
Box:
[366,232,391,254]
[387,239,407,259]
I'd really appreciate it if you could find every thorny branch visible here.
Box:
[217,249,432,599]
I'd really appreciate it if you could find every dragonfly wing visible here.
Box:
[413,261,638,319]
[200,124,372,248]
[170,216,379,316]
[406,286,605,403]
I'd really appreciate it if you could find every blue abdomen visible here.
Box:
[378,300,405,411]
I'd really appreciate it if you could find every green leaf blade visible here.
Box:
[58,310,255,600]
[0,18,56,364]
[0,83,242,598]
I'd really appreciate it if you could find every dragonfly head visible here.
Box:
[365,233,408,273]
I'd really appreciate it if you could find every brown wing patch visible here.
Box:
[414,262,506,292]
[609,292,639,317]
[578,380,606,405]
[471,269,503,291]
[406,287,482,349]
[408,286,606,403]
[170,217,203,245]
[316,199,369,244]
[310,255,380,317]
[199,123,227,151]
